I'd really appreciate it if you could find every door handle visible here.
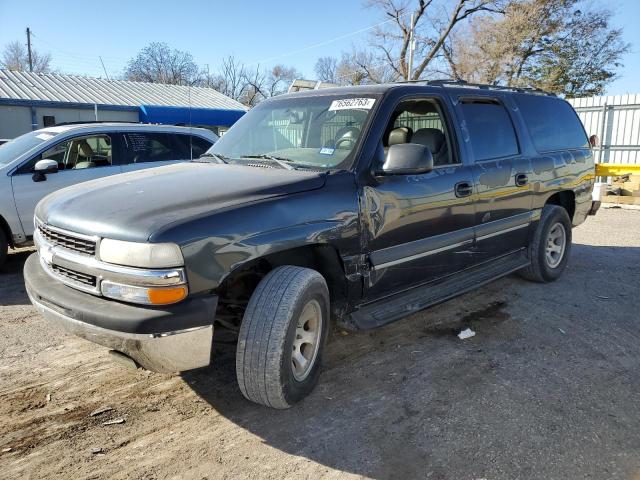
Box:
[455,181,473,197]
[515,173,528,187]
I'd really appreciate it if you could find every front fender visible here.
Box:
[158,172,360,294]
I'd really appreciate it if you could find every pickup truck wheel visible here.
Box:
[0,228,7,268]
[236,266,329,409]
[519,205,572,283]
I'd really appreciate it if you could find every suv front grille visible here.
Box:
[50,263,97,288]
[38,224,96,256]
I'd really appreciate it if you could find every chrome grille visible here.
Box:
[50,263,97,288]
[38,224,96,256]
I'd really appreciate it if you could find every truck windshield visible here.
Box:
[205,94,380,170]
[0,130,52,167]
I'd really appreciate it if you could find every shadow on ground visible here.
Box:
[0,250,32,306]
[183,244,640,479]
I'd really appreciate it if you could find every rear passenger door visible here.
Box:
[455,95,534,262]
[120,132,212,173]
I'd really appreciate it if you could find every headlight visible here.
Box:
[101,281,188,305]
[99,239,184,268]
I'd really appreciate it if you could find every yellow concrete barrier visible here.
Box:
[595,163,640,176]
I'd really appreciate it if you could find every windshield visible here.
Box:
[0,130,54,167]
[206,94,380,170]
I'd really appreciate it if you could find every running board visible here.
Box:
[345,250,529,330]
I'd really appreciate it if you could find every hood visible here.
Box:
[36,162,326,241]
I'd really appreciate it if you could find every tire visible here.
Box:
[236,266,330,409]
[0,228,7,269]
[519,204,572,283]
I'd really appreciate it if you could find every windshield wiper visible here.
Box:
[195,152,229,164]
[240,154,296,170]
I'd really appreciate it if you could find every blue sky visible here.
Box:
[0,0,638,95]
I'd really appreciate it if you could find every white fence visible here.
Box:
[568,94,640,165]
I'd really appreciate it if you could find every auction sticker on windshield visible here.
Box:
[329,98,376,111]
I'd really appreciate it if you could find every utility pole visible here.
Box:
[26,27,33,72]
[407,13,416,81]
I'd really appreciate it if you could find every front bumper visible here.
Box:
[24,253,216,373]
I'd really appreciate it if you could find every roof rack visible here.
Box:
[394,78,556,96]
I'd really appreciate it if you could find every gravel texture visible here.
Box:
[1,207,639,480]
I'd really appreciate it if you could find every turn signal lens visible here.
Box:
[101,281,188,305]
[147,286,188,305]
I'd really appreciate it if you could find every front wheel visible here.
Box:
[236,266,329,409]
[519,204,572,283]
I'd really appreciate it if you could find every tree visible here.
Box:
[1,40,52,73]
[206,56,300,107]
[314,56,338,83]
[365,0,503,81]
[446,0,629,96]
[124,42,200,85]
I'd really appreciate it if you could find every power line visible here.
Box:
[247,12,410,66]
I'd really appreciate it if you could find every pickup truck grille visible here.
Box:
[38,224,96,256]
[50,263,97,288]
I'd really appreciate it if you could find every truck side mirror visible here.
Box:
[377,143,434,175]
[32,159,59,182]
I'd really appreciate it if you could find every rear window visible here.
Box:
[460,99,519,161]
[515,95,589,152]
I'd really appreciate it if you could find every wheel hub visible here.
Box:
[291,299,322,381]
[545,222,566,268]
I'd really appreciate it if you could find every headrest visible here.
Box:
[388,127,412,146]
[412,128,445,154]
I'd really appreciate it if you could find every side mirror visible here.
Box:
[377,143,433,175]
[32,159,59,182]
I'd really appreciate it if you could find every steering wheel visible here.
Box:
[334,126,360,150]
[335,137,356,150]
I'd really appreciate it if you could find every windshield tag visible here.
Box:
[319,147,335,155]
[329,98,376,111]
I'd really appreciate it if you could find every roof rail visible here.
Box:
[393,78,556,96]
[54,120,142,126]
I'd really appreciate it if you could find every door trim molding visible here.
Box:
[370,210,538,271]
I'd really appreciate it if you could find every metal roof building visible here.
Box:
[0,69,246,138]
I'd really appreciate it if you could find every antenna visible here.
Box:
[99,56,110,80]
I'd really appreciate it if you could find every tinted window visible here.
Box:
[516,95,589,152]
[122,133,190,164]
[460,99,519,161]
[189,135,213,158]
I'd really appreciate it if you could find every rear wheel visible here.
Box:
[519,205,572,283]
[236,266,329,409]
[0,228,8,269]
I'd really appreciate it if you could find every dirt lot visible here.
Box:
[1,207,639,480]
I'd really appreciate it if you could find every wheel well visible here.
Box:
[214,245,348,327]
[545,191,575,220]
[0,215,12,247]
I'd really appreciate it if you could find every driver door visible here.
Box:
[362,96,478,301]
[11,133,122,236]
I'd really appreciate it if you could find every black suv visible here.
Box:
[24,81,597,409]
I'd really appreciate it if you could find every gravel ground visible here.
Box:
[1,207,639,480]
